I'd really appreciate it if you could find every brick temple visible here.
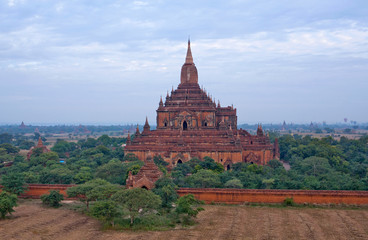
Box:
[124,40,279,170]
[27,137,50,160]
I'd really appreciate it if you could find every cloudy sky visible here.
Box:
[1,0,367,125]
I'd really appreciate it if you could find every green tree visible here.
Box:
[153,177,178,208]
[67,179,118,210]
[0,143,19,154]
[224,178,243,188]
[41,190,64,207]
[74,167,93,184]
[0,133,12,144]
[95,159,124,184]
[175,194,204,225]
[0,172,27,195]
[0,191,17,219]
[111,188,162,225]
[186,169,222,188]
[90,200,119,226]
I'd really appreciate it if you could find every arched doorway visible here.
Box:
[141,186,148,190]
[177,159,183,164]
[226,165,231,171]
[183,121,188,130]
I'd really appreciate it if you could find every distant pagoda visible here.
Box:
[27,137,50,160]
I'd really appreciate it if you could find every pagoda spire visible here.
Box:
[143,116,150,132]
[185,38,193,64]
[37,136,43,148]
[126,132,131,145]
[136,124,140,135]
[159,96,163,107]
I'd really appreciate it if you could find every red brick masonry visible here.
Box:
[2,185,368,205]
[0,184,76,199]
[177,188,368,205]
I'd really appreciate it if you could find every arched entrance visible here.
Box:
[183,121,188,130]
[177,159,183,164]
[141,186,148,190]
[226,165,231,171]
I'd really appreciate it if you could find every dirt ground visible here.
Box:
[1,200,368,240]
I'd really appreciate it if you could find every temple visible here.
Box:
[126,155,164,189]
[124,40,279,170]
[27,137,50,160]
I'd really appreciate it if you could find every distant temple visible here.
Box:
[20,121,26,129]
[27,137,50,160]
[124,40,279,170]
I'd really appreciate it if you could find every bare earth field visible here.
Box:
[1,200,368,240]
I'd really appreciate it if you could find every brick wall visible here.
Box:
[0,184,76,199]
[2,184,368,205]
[177,188,368,205]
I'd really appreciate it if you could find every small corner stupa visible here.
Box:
[125,154,163,190]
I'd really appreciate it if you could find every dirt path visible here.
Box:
[1,201,368,240]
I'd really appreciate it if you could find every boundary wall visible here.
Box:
[177,188,368,205]
[2,184,368,205]
[0,184,76,199]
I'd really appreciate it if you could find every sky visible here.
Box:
[0,0,367,125]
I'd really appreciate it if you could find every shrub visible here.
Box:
[283,197,295,206]
[0,191,17,219]
[176,194,204,225]
[41,190,64,207]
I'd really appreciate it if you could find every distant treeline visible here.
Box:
[1,122,367,135]
[0,124,142,135]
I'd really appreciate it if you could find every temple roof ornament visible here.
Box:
[180,39,198,84]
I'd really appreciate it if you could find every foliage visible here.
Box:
[185,169,222,188]
[67,179,119,210]
[224,178,243,188]
[0,172,27,195]
[283,197,295,206]
[90,200,119,226]
[175,194,204,225]
[41,190,64,207]
[153,177,178,208]
[111,188,162,225]
[0,191,17,219]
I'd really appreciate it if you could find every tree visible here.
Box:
[268,159,283,169]
[67,179,119,210]
[224,178,243,188]
[185,169,222,188]
[0,143,19,154]
[41,190,64,207]
[0,172,27,195]
[0,133,12,144]
[0,191,17,219]
[95,159,125,184]
[175,194,204,225]
[74,167,93,184]
[153,177,178,208]
[90,200,119,226]
[111,188,162,225]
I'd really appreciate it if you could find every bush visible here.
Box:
[176,194,204,225]
[41,190,64,207]
[0,191,17,219]
[283,197,294,206]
